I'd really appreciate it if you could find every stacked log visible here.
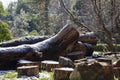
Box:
[53,67,74,80]
[78,32,98,45]
[17,59,41,69]
[17,66,39,77]
[59,56,74,68]
[69,66,81,80]
[73,59,114,80]
[113,59,120,79]
[41,60,60,72]
[96,58,112,65]
[0,36,49,47]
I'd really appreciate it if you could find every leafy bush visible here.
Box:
[0,20,13,42]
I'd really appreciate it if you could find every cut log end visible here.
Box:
[53,67,74,80]
[17,60,41,70]
[17,66,39,77]
[113,67,120,79]
[41,60,60,72]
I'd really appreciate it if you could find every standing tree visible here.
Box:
[60,0,120,53]
[0,20,13,42]
[0,1,13,42]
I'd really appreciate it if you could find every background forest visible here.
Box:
[0,0,120,52]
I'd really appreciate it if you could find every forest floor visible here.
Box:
[0,70,53,80]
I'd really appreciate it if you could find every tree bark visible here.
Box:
[53,67,74,80]
[0,36,49,47]
[41,60,60,72]
[0,24,79,67]
[17,66,39,77]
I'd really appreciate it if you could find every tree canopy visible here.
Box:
[0,1,13,42]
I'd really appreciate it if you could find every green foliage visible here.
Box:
[0,1,7,16]
[2,71,53,80]
[3,72,18,78]
[0,20,13,42]
[1,71,119,80]
[94,44,120,52]
[29,30,39,36]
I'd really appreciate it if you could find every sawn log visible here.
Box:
[0,24,79,69]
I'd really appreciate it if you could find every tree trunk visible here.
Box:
[0,24,79,68]
[17,66,39,77]
[59,56,74,68]
[0,36,49,47]
[41,60,60,72]
[44,0,50,35]
[53,67,74,80]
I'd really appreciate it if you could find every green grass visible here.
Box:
[2,71,54,80]
[1,71,119,80]
[3,72,18,78]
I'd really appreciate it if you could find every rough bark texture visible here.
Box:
[96,58,112,65]
[113,67,120,79]
[59,56,74,68]
[17,66,39,77]
[41,60,60,72]
[0,24,79,69]
[113,59,120,67]
[17,60,41,69]
[0,36,49,47]
[76,61,114,80]
[53,68,74,80]
[69,66,81,80]
[79,32,98,45]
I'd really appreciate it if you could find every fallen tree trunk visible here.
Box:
[0,24,79,68]
[0,36,49,47]
[79,32,98,45]
[0,32,97,47]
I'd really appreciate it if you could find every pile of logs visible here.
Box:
[17,59,41,77]
[0,23,97,69]
[70,58,120,80]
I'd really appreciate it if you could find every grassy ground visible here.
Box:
[1,71,54,80]
[1,71,119,80]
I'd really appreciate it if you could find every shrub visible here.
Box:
[0,20,13,42]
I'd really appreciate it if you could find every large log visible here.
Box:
[79,32,98,45]
[59,56,74,68]
[0,31,97,47]
[53,67,74,80]
[0,36,49,47]
[0,24,79,69]
[17,65,39,77]
[76,61,114,80]
[41,60,60,72]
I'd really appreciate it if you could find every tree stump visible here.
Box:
[41,60,60,72]
[53,67,74,80]
[113,67,120,79]
[113,59,120,67]
[17,66,39,77]
[96,58,112,65]
[17,60,41,71]
[76,61,114,80]
[59,56,74,68]
[69,66,81,80]
[113,59,120,79]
